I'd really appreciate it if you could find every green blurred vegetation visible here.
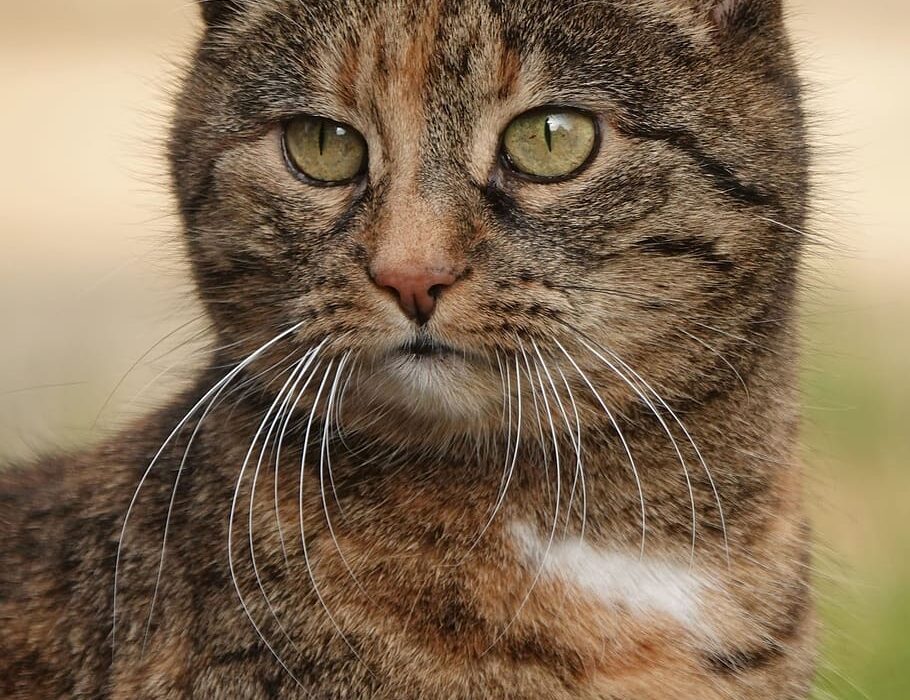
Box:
[804,294,910,699]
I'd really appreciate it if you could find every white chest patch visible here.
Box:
[511,522,708,628]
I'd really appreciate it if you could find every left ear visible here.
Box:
[708,0,782,36]
[198,0,243,28]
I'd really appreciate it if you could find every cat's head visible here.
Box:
[171,0,807,439]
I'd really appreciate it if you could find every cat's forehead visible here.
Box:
[240,0,708,84]
[226,0,713,130]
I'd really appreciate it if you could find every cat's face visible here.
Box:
[172,0,807,435]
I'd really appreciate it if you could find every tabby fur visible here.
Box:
[1,1,815,697]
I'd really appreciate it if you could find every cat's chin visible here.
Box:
[345,350,501,432]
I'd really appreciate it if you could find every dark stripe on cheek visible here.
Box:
[623,126,776,208]
[633,235,734,273]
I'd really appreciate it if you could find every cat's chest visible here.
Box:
[120,490,735,700]
[259,517,724,697]
[127,458,730,698]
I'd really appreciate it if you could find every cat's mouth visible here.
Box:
[397,336,456,360]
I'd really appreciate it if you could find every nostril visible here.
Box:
[381,284,402,302]
[428,283,448,299]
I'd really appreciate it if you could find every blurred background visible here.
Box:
[0,1,907,696]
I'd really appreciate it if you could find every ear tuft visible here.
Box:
[199,0,242,27]
[710,0,781,36]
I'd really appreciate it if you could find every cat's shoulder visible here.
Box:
[0,407,180,545]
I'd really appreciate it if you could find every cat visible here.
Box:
[0,0,816,697]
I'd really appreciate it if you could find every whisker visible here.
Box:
[220,348,309,423]
[493,351,514,521]
[456,353,523,565]
[575,337,699,567]
[225,339,331,688]
[245,355,323,658]
[553,338,647,559]
[92,313,208,430]
[141,354,304,654]
[227,364,312,691]
[518,342,552,505]
[330,352,361,456]
[596,343,731,567]
[272,352,327,567]
[531,342,584,539]
[677,327,750,398]
[297,362,376,677]
[691,320,775,354]
[318,354,373,601]
[555,363,587,541]
[494,350,508,432]
[559,283,683,307]
[113,320,305,657]
[323,352,363,525]
[483,340,562,657]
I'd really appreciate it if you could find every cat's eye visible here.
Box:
[283,116,367,184]
[501,108,598,181]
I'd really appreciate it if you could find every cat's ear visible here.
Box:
[199,0,242,27]
[707,0,782,36]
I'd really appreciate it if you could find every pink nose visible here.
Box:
[371,266,459,325]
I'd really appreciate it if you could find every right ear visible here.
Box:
[199,0,242,27]
[706,0,783,38]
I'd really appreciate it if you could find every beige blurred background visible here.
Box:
[0,1,907,697]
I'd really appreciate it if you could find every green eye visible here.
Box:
[284,116,367,184]
[502,108,598,180]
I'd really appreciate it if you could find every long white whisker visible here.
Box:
[532,342,584,540]
[553,338,646,558]
[556,364,587,541]
[225,339,331,690]
[519,343,552,505]
[575,336,698,567]
[319,354,373,600]
[141,354,305,654]
[494,352,514,515]
[456,353,523,565]
[330,353,360,457]
[244,359,318,660]
[597,343,731,567]
[323,353,360,526]
[483,340,562,656]
[113,321,305,657]
[298,362,376,677]
[228,397,311,692]
[272,348,327,567]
